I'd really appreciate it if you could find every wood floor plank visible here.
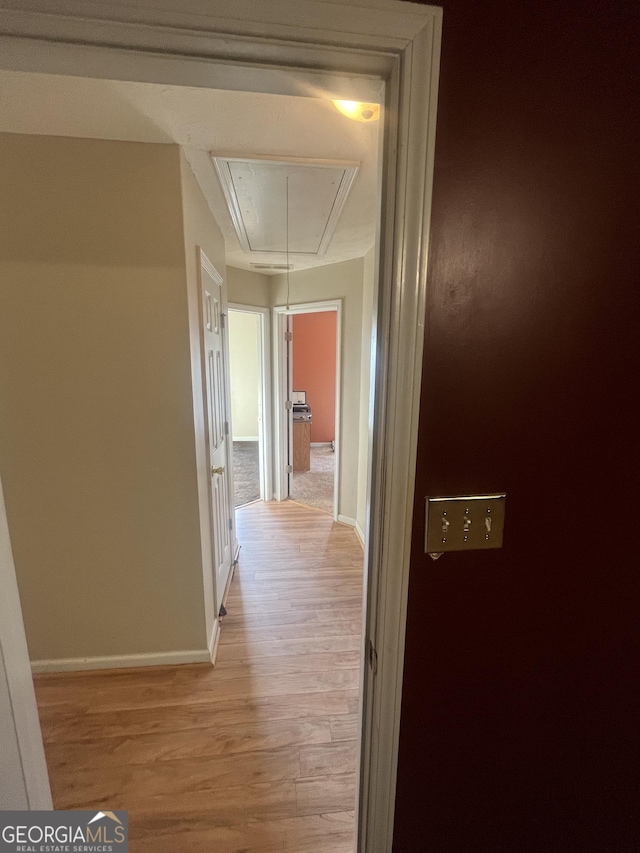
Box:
[130,812,355,852]
[43,718,332,770]
[231,585,363,599]
[221,605,362,628]
[188,650,361,679]
[218,635,361,662]
[85,669,359,712]
[299,740,359,778]
[32,681,96,711]
[252,567,364,580]
[295,772,358,816]
[219,620,362,643]
[50,746,301,809]
[329,714,360,742]
[42,690,356,743]
[225,590,363,610]
[58,780,300,824]
[35,501,364,850]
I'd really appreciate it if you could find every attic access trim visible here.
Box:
[212,154,359,256]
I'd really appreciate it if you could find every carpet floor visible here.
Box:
[291,445,335,515]
[233,442,335,514]
[232,441,260,507]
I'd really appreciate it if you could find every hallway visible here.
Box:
[34,501,364,852]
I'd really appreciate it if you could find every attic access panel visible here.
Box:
[212,154,359,256]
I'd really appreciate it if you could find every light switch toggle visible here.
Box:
[425,494,506,553]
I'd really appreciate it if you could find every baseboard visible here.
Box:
[338,515,364,549]
[208,619,221,667]
[31,648,211,674]
[311,441,333,447]
[233,436,259,442]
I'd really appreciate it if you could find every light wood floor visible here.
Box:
[34,500,364,852]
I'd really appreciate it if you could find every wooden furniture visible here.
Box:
[293,421,311,472]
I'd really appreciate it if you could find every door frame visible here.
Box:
[0,3,443,851]
[0,479,52,808]
[228,303,273,503]
[197,249,237,649]
[273,301,341,520]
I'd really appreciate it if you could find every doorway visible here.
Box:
[0,4,443,850]
[228,304,272,507]
[275,302,340,518]
[274,306,342,520]
[290,310,337,514]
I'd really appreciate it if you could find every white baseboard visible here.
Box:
[208,619,220,667]
[338,515,364,549]
[311,441,333,447]
[233,436,259,442]
[31,648,211,674]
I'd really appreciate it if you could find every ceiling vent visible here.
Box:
[212,154,359,256]
[250,263,294,271]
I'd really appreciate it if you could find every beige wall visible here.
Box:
[228,312,261,440]
[227,266,271,307]
[357,247,376,535]
[272,258,365,521]
[0,133,208,663]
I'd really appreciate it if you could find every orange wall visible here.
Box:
[292,312,336,443]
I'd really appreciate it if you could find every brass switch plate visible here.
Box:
[425,494,506,553]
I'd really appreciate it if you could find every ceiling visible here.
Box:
[0,70,380,273]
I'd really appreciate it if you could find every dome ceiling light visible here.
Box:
[332,100,380,122]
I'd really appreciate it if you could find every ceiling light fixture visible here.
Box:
[332,100,380,122]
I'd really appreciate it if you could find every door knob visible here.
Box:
[211,466,225,476]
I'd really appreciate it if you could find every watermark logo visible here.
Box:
[0,810,127,852]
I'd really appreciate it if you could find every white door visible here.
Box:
[201,256,233,614]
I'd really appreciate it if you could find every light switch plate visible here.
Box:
[425,494,506,553]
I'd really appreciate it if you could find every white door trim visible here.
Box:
[0,477,52,808]
[0,3,443,849]
[228,303,273,502]
[273,300,341,520]
[197,249,237,638]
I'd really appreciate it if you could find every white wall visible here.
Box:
[272,258,365,522]
[228,311,261,440]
